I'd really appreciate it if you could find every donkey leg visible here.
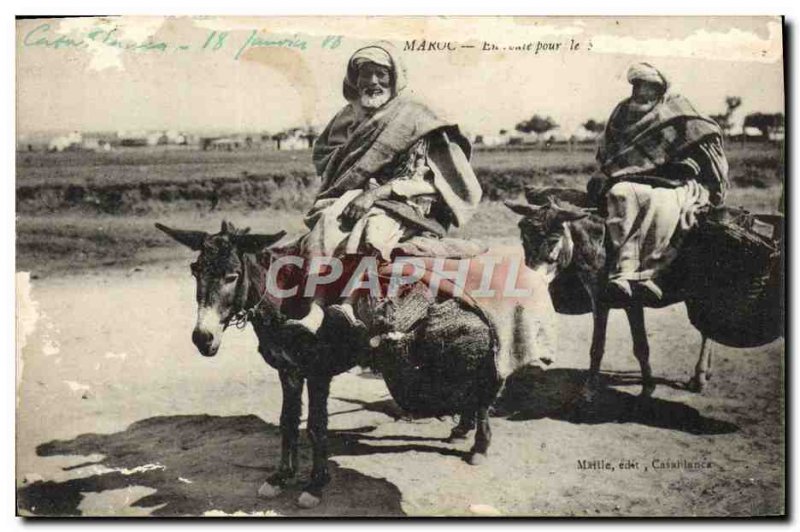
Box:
[688,335,713,393]
[706,339,715,381]
[447,409,476,442]
[259,369,304,498]
[297,375,332,509]
[625,305,655,397]
[583,303,609,402]
[467,406,492,466]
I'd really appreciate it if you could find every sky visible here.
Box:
[16,16,785,138]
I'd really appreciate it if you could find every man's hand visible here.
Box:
[340,190,379,226]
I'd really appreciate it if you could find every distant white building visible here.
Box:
[165,130,187,144]
[48,131,82,152]
[539,127,571,143]
[208,138,243,151]
[79,137,108,151]
[275,128,314,150]
[479,134,506,147]
[147,132,167,146]
[514,132,540,144]
[478,131,512,146]
[768,128,785,141]
[282,135,308,150]
[744,126,763,137]
[570,126,601,142]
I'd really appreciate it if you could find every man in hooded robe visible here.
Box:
[596,62,729,299]
[286,42,482,333]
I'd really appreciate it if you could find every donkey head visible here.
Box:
[156,220,285,357]
[505,196,591,277]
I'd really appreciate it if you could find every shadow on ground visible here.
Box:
[18,368,739,516]
[17,415,407,517]
[495,367,739,435]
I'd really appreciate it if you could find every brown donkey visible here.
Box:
[505,189,714,398]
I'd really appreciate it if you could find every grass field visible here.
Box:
[15,145,786,518]
[16,143,784,276]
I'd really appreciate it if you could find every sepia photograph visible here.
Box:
[15,15,785,517]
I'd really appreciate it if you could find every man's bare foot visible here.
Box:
[639,279,663,300]
[608,278,633,298]
[284,302,324,334]
[328,303,366,330]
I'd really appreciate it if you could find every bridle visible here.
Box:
[532,221,574,270]
[226,251,274,330]
[554,222,575,270]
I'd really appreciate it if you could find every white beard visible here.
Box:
[359,89,391,110]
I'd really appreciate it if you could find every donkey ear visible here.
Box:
[550,201,591,222]
[524,186,549,205]
[234,231,287,253]
[504,200,541,217]
[155,223,208,250]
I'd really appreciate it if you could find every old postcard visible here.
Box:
[15,16,785,517]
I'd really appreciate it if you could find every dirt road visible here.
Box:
[16,262,784,517]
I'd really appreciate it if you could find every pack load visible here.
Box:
[683,207,783,348]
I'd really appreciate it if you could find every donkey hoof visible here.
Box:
[257,482,283,499]
[297,491,322,509]
[467,452,487,466]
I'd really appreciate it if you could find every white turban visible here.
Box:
[342,42,407,101]
[626,62,669,90]
[350,46,393,70]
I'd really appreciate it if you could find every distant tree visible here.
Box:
[744,112,784,137]
[272,131,288,150]
[304,126,318,148]
[712,96,744,135]
[725,96,742,112]
[516,115,558,135]
[582,119,606,133]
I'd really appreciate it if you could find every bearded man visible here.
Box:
[596,63,729,299]
[286,42,482,334]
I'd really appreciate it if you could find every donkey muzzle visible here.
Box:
[192,327,219,357]
[193,306,225,357]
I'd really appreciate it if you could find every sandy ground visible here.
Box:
[15,260,785,517]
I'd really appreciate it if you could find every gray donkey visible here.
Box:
[156,221,504,509]
[505,188,714,398]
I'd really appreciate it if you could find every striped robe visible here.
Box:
[598,95,729,283]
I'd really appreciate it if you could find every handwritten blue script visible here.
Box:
[21,23,344,60]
